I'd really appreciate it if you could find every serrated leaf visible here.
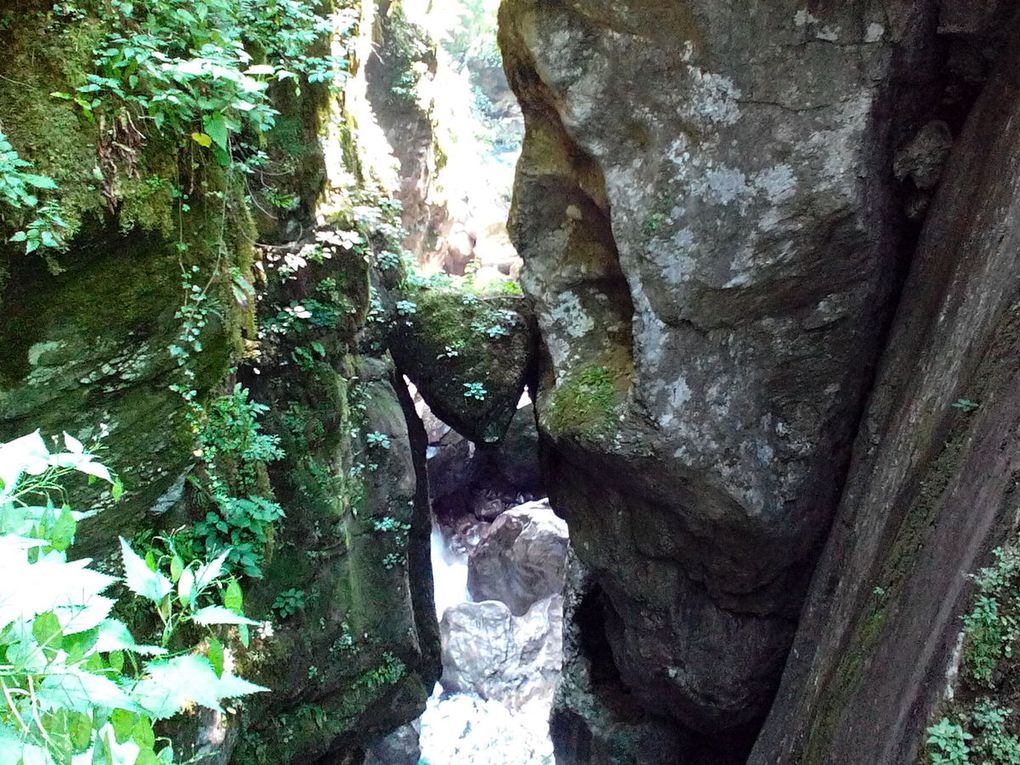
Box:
[94,619,166,656]
[194,548,230,593]
[191,605,258,626]
[36,666,137,713]
[119,538,172,604]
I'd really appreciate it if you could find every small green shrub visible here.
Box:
[271,589,306,619]
[927,719,972,765]
[0,430,264,764]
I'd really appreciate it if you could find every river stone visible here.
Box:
[439,595,564,711]
[467,498,568,616]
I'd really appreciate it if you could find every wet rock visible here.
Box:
[364,722,422,765]
[389,289,535,444]
[500,0,942,749]
[468,499,568,615]
[439,595,564,711]
[419,692,554,765]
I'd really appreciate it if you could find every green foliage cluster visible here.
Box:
[271,588,306,619]
[0,430,263,765]
[927,545,1020,764]
[0,132,67,254]
[0,0,354,257]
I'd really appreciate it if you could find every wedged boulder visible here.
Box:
[388,287,535,444]
[439,595,564,711]
[467,498,568,616]
[752,22,1020,765]
[499,0,941,751]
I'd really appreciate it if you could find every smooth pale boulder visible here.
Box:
[467,498,568,616]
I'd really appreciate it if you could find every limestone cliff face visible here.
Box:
[753,11,1020,763]
[499,0,940,757]
[0,5,440,763]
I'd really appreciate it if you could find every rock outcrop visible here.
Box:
[752,15,1020,764]
[388,287,536,443]
[499,0,942,756]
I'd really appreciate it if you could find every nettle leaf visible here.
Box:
[94,619,165,656]
[133,655,266,719]
[194,548,230,593]
[36,666,137,713]
[191,605,258,626]
[119,538,172,604]
[0,553,116,628]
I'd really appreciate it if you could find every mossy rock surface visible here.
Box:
[388,288,536,443]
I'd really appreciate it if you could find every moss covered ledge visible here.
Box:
[387,285,537,444]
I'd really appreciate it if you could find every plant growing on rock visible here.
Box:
[0,430,265,765]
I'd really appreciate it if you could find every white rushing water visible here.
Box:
[429,523,469,620]
[419,524,556,765]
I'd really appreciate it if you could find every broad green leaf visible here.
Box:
[223,578,243,612]
[203,114,228,151]
[32,611,63,656]
[119,538,172,604]
[191,132,213,148]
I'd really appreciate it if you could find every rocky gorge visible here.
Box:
[2,1,1020,764]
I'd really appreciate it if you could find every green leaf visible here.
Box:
[32,611,63,656]
[23,174,57,190]
[203,114,228,151]
[223,578,243,612]
[49,506,77,552]
[120,537,172,604]
[191,132,213,148]
[207,636,224,678]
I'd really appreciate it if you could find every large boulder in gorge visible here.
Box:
[388,287,535,444]
[468,498,568,615]
[498,0,943,754]
[439,595,564,710]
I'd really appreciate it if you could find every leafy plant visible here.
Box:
[0,132,67,254]
[463,382,487,401]
[928,719,972,765]
[366,431,391,450]
[0,430,265,765]
[271,589,306,620]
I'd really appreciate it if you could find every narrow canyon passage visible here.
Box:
[3,2,1020,765]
